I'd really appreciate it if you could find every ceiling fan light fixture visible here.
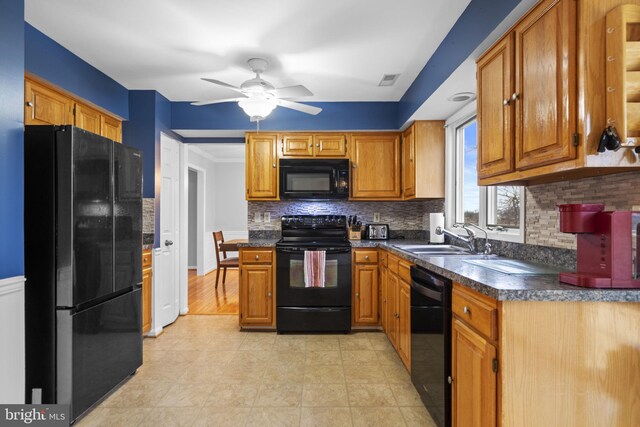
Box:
[238,96,277,121]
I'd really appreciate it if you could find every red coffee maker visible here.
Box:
[557,204,640,288]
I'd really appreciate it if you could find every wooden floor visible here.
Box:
[188,268,239,315]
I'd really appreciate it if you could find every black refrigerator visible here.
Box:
[24,125,143,423]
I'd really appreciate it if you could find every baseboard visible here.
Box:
[146,325,164,337]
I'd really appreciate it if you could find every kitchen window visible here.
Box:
[445,103,525,243]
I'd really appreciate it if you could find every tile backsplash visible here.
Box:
[143,198,155,234]
[248,199,445,232]
[525,171,640,249]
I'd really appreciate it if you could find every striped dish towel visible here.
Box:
[304,250,326,288]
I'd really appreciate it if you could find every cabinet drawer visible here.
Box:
[398,260,412,284]
[241,249,273,264]
[452,284,498,341]
[388,254,399,274]
[354,250,378,264]
[142,250,152,268]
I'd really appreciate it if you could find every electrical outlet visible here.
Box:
[373,212,381,222]
[632,205,640,212]
[264,212,271,223]
[254,212,262,223]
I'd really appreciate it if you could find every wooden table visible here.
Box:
[218,239,247,252]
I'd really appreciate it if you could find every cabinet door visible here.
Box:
[246,133,278,199]
[402,126,416,199]
[514,0,577,170]
[75,103,102,135]
[101,115,122,143]
[397,280,411,371]
[314,134,348,157]
[282,134,314,157]
[351,134,401,199]
[353,264,379,325]
[477,34,515,178]
[142,267,152,334]
[380,265,388,332]
[240,265,274,325]
[25,79,73,125]
[452,318,497,427]
[386,272,399,349]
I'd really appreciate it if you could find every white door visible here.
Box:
[159,134,180,327]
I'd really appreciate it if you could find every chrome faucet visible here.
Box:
[435,223,492,255]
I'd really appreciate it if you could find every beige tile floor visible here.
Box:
[77,315,437,427]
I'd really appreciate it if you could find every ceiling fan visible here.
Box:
[191,58,322,121]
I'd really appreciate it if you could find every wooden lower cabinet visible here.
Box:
[379,258,388,332]
[142,250,152,334]
[452,318,497,427]
[352,250,379,326]
[379,251,411,372]
[239,248,275,328]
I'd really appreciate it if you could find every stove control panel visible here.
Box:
[281,215,347,229]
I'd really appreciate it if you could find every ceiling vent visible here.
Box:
[448,92,476,102]
[378,74,400,87]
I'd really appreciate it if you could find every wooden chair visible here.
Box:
[212,231,239,289]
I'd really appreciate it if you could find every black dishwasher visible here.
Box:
[410,265,452,427]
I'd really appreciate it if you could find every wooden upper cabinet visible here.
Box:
[402,126,416,199]
[477,34,515,178]
[75,103,101,135]
[101,115,122,143]
[279,133,348,157]
[404,121,445,199]
[25,77,123,143]
[314,134,348,157]
[351,133,401,199]
[25,79,73,125]
[246,133,278,200]
[282,134,314,157]
[514,0,577,170]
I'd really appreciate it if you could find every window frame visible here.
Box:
[444,102,525,243]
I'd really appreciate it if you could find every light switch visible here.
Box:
[264,212,271,223]
[373,212,381,222]
[254,212,262,223]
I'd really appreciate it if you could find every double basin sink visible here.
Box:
[391,244,561,276]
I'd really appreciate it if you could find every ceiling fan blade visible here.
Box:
[277,99,322,115]
[190,97,244,106]
[201,78,244,93]
[272,85,313,98]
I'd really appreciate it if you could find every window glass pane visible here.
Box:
[491,186,521,228]
[461,121,479,224]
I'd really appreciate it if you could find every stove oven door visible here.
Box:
[276,247,352,307]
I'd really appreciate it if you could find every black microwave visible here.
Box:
[279,159,349,200]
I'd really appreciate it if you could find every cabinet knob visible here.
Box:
[255,255,260,260]
[448,376,453,384]
[503,99,510,106]
[352,163,357,168]
[267,291,272,297]
[316,143,320,147]
[364,255,369,260]
[511,92,520,101]
[25,101,34,107]
[463,306,470,315]
[272,163,276,168]
[356,292,360,297]
[309,143,312,147]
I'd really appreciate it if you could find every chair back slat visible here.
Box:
[212,230,227,263]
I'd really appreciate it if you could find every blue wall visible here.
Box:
[171,101,399,131]
[25,23,129,119]
[0,0,25,279]
[398,0,521,125]
[123,91,156,198]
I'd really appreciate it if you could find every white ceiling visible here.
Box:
[25,0,471,102]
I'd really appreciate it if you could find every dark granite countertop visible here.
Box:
[239,238,640,302]
[237,239,280,248]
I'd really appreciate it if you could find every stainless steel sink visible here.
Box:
[462,258,561,275]
[392,244,471,256]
